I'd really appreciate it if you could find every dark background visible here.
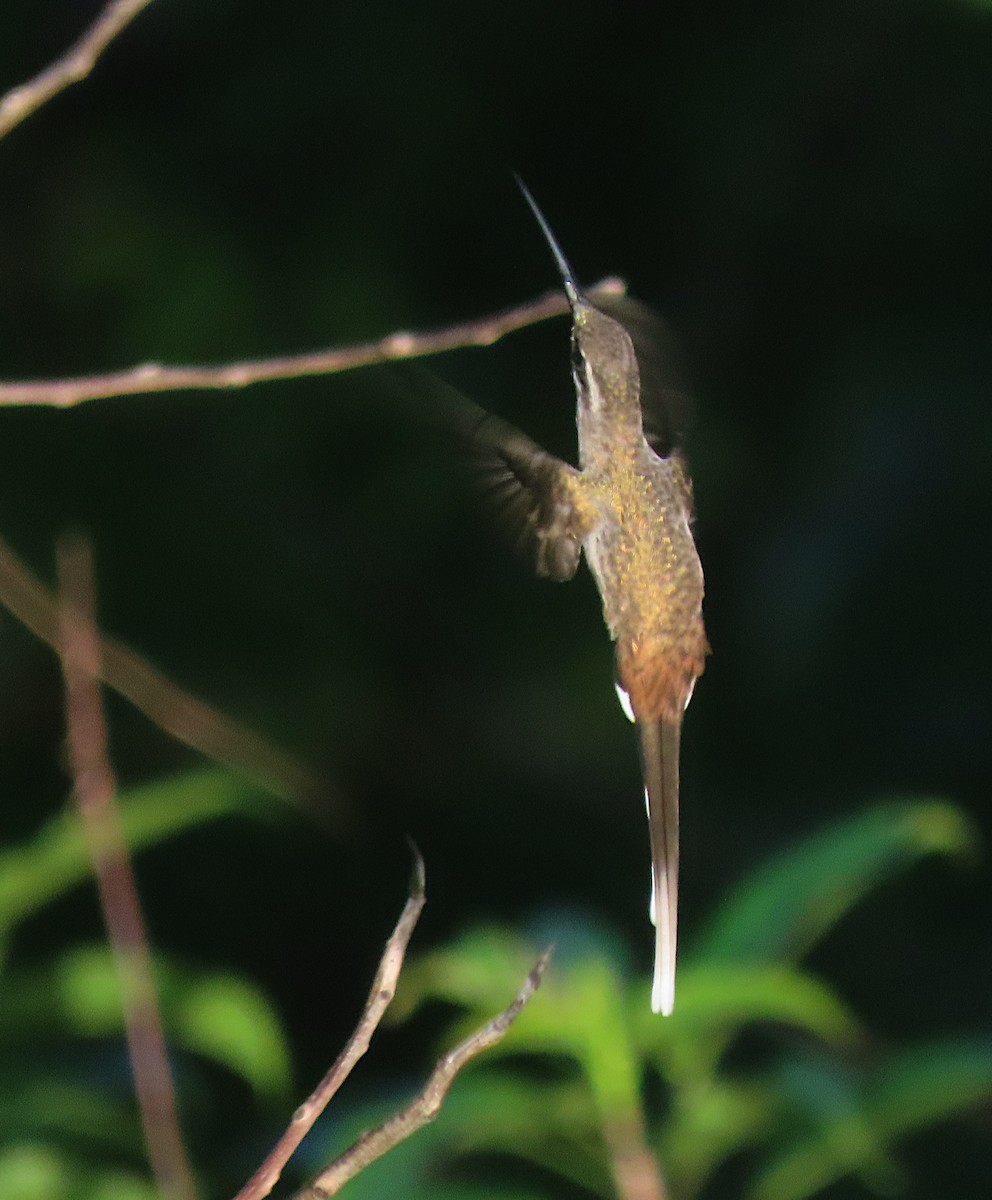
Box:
[1,0,990,1195]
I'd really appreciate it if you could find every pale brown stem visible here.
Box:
[57,536,197,1200]
[602,1113,669,1200]
[295,947,553,1199]
[0,0,157,141]
[0,530,332,811]
[231,852,427,1200]
[0,279,625,409]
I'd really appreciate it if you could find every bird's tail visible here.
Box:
[638,717,681,1015]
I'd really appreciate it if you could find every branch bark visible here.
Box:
[0,529,334,814]
[57,535,197,1200]
[231,851,427,1200]
[0,0,157,141]
[295,947,552,1199]
[0,279,625,409]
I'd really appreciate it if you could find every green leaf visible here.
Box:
[632,965,863,1087]
[0,1070,141,1153]
[0,1144,69,1200]
[746,1043,992,1200]
[398,921,645,1125]
[0,769,272,953]
[172,972,293,1102]
[636,966,861,1048]
[52,944,292,1103]
[0,1144,157,1200]
[695,801,976,966]
[660,1079,777,1199]
[307,1074,596,1200]
[391,925,537,1022]
[748,1056,904,1200]
[633,969,862,1196]
[866,1036,992,1138]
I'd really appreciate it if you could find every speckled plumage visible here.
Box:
[441,186,708,1013]
[561,299,708,1016]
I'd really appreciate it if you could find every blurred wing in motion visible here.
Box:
[592,294,693,458]
[401,367,589,581]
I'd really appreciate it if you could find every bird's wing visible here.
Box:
[403,367,588,581]
[590,294,693,458]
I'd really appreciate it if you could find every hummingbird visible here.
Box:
[428,184,708,1014]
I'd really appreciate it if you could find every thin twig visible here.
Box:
[231,850,427,1200]
[0,278,626,409]
[296,947,553,1199]
[0,530,333,813]
[57,535,197,1200]
[0,0,156,141]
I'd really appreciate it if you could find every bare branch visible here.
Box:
[296,947,553,1199]
[231,850,427,1200]
[56,535,197,1200]
[0,279,626,409]
[0,0,156,141]
[0,530,336,814]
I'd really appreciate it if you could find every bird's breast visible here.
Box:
[581,457,707,722]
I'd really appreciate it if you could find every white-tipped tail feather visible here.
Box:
[615,681,636,723]
[638,719,681,1016]
[649,838,677,1016]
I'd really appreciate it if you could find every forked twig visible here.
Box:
[12,14,586,1197]
[57,536,197,1200]
[0,0,157,141]
[231,852,427,1200]
[0,279,625,409]
[233,855,551,1200]
[294,947,553,1199]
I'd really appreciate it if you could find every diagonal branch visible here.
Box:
[0,278,626,409]
[0,0,157,141]
[295,947,553,1199]
[0,529,335,813]
[57,535,197,1200]
[231,850,427,1200]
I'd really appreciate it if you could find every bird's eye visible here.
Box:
[570,341,591,392]
[571,340,600,411]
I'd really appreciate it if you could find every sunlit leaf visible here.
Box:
[304,1074,598,1200]
[695,801,976,966]
[173,973,293,1102]
[0,1144,156,1200]
[86,1174,159,1200]
[53,944,292,1102]
[631,964,863,1096]
[398,920,650,1114]
[636,966,861,1049]
[391,926,541,1022]
[0,1144,70,1200]
[0,770,272,954]
[660,1079,777,1198]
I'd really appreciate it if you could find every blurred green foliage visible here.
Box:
[320,802,990,1200]
[0,771,293,1200]
[2,767,987,1200]
[2,0,991,1196]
